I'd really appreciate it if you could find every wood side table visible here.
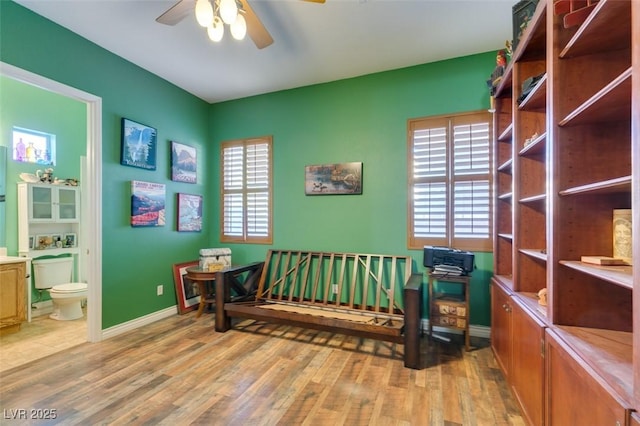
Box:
[185,267,218,318]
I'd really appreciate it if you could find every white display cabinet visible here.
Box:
[17,182,80,321]
[18,183,80,255]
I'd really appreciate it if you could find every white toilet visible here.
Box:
[32,257,88,321]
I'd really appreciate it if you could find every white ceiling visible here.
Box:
[15,0,513,103]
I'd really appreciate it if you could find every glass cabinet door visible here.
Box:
[31,186,53,220]
[58,187,78,220]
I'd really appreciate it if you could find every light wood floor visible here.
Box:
[0,311,86,372]
[0,312,524,425]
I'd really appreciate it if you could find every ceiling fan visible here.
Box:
[157,0,325,49]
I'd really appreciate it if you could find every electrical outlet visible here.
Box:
[157,285,163,296]
[332,284,338,294]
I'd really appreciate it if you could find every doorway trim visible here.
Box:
[1,61,103,342]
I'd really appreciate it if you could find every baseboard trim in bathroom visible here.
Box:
[31,300,54,317]
[101,305,178,340]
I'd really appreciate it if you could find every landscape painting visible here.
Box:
[121,118,157,170]
[305,162,363,195]
[177,193,203,232]
[131,181,166,227]
[171,141,197,183]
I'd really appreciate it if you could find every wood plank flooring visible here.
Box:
[0,311,86,372]
[0,312,524,425]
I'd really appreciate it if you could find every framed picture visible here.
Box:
[131,180,166,227]
[63,233,77,248]
[35,234,53,250]
[171,141,197,183]
[121,117,157,170]
[51,234,63,248]
[172,260,200,314]
[29,236,35,250]
[177,193,203,232]
[305,162,363,195]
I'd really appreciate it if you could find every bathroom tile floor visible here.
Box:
[0,311,86,373]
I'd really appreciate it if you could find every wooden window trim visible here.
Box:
[407,111,493,252]
[220,136,273,244]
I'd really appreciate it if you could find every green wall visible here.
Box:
[1,1,211,328]
[1,0,496,328]
[209,54,496,326]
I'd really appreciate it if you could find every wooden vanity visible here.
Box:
[0,257,28,335]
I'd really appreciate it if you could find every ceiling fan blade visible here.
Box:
[156,0,195,25]
[239,0,274,49]
[301,0,326,2]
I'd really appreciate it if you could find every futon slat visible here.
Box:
[361,255,372,312]
[335,253,347,307]
[388,257,397,316]
[287,251,302,302]
[375,256,384,313]
[322,253,334,305]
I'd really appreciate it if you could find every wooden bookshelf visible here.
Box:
[491,0,638,423]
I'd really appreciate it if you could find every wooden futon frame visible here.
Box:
[214,249,423,369]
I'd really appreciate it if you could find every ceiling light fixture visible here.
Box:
[195,0,247,42]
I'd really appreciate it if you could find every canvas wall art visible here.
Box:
[121,118,157,170]
[177,193,203,232]
[171,141,197,183]
[131,180,166,227]
[305,162,363,195]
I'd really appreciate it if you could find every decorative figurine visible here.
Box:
[37,168,54,183]
[537,288,547,306]
[505,40,513,61]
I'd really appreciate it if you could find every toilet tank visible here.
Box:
[33,257,74,289]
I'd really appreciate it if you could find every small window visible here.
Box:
[12,127,56,166]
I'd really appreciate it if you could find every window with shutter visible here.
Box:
[408,111,492,252]
[220,136,272,244]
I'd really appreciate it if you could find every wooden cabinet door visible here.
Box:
[546,330,629,426]
[491,280,511,378]
[0,262,27,326]
[511,299,545,426]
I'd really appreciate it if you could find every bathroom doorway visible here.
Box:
[1,62,103,343]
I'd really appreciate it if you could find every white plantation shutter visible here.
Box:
[453,180,490,238]
[223,145,244,237]
[452,121,491,241]
[221,137,272,243]
[408,112,492,251]
[413,182,447,238]
[413,127,447,178]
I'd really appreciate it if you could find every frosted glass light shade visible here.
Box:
[207,16,224,42]
[230,14,246,40]
[195,0,214,27]
[219,0,238,25]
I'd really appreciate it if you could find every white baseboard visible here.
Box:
[101,306,178,340]
[421,319,491,340]
[31,300,54,317]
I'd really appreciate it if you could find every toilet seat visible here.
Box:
[51,282,87,293]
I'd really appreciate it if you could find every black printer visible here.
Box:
[423,246,475,275]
